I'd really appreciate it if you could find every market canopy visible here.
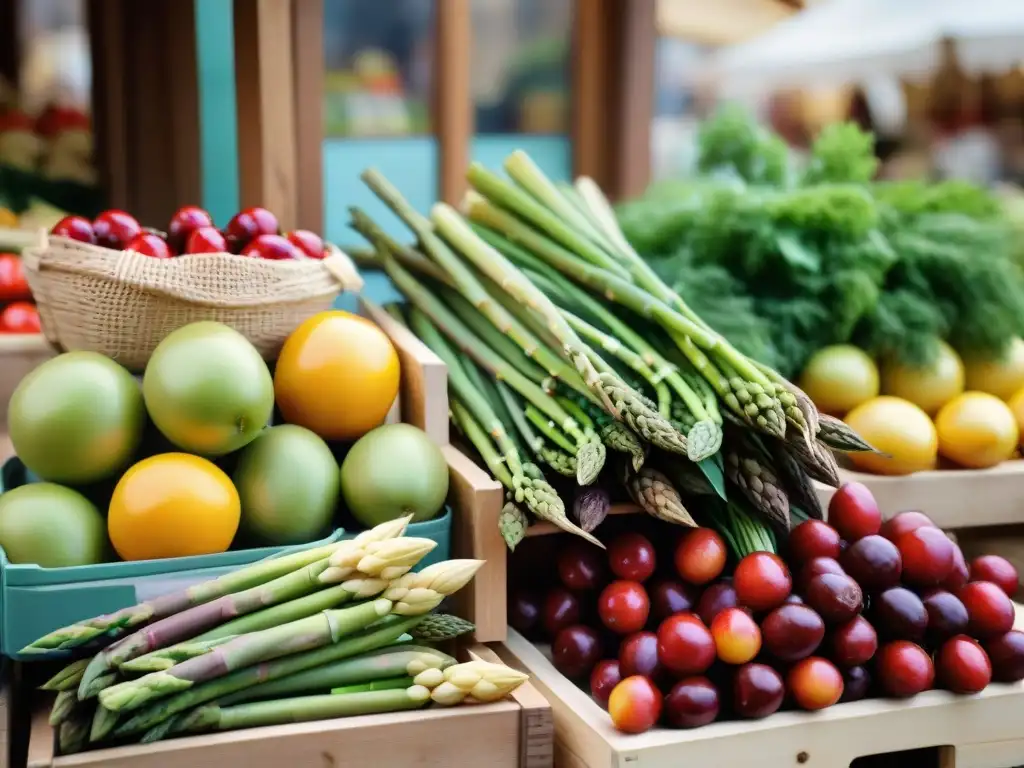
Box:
[702,0,1024,96]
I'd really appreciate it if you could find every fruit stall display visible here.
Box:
[499,482,1024,767]
[20,516,548,765]
[614,108,1024,525]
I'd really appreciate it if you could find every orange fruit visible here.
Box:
[274,311,400,441]
[108,453,240,561]
[935,391,1019,469]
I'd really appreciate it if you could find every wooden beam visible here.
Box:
[435,0,472,204]
[610,0,656,200]
[234,0,299,229]
[292,0,324,233]
[572,0,610,185]
[87,0,129,209]
[165,0,201,208]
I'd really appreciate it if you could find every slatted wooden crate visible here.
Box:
[26,645,552,768]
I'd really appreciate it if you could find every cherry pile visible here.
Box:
[509,483,1024,734]
[51,206,328,261]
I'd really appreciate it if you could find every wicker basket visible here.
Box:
[20,231,364,371]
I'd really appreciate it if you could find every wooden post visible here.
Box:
[572,0,610,186]
[609,0,656,200]
[292,0,324,233]
[0,0,20,94]
[234,0,299,230]
[88,0,201,221]
[435,0,472,205]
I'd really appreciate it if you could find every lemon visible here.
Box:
[964,338,1024,401]
[798,345,879,416]
[880,340,965,415]
[935,391,1019,469]
[844,396,938,476]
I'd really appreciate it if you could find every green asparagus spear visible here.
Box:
[115,615,428,737]
[23,540,347,654]
[120,636,236,674]
[41,658,90,691]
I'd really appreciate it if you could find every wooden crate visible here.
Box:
[360,298,448,447]
[26,645,552,768]
[0,335,55,430]
[814,463,1024,529]
[501,623,1024,768]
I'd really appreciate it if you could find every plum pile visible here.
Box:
[509,482,1024,734]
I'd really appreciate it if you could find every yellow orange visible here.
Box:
[274,311,400,441]
[935,391,1019,469]
[964,338,1024,401]
[108,453,240,561]
[798,345,879,416]
[880,341,964,415]
[844,396,938,476]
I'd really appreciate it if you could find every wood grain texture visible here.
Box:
[472,646,554,768]
[445,445,506,643]
[436,0,472,204]
[814,463,1024,529]
[291,0,325,233]
[360,298,448,446]
[234,0,298,230]
[572,0,609,185]
[87,0,129,209]
[504,618,1024,768]
[610,0,656,200]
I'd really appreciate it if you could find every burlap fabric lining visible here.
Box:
[21,231,365,372]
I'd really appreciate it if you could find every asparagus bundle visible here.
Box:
[351,152,873,553]
[28,517,509,756]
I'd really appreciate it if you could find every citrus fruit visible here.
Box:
[275,311,400,441]
[880,341,964,415]
[1007,386,1024,446]
[798,345,879,416]
[844,396,938,475]
[234,425,340,545]
[964,338,1024,401]
[340,424,448,526]
[8,351,145,484]
[108,453,240,561]
[934,392,1019,469]
[0,483,106,566]
[143,322,274,456]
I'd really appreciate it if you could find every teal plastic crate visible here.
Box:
[0,457,451,660]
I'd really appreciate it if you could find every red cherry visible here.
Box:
[674,528,727,585]
[827,482,882,541]
[985,630,1024,682]
[557,542,608,592]
[125,233,172,259]
[970,555,1019,597]
[787,520,842,565]
[896,527,955,587]
[875,641,934,698]
[227,206,279,244]
[608,533,657,582]
[167,205,214,252]
[598,581,650,635]
[881,510,936,542]
[656,613,715,676]
[93,210,142,250]
[734,552,791,612]
[286,229,326,259]
[240,234,302,261]
[589,660,622,709]
[936,635,991,694]
[787,657,844,711]
[186,227,229,254]
[50,215,95,244]
[959,581,1016,639]
[608,676,662,734]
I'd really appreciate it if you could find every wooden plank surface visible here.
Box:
[445,445,506,643]
[360,298,448,446]
[814,463,1024,529]
[436,0,472,204]
[503,619,1024,768]
[291,0,325,233]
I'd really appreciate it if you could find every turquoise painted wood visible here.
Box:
[195,0,240,226]
[471,134,572,183]
[0,458,451,660]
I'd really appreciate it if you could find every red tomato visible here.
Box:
[1,302,41,334]
[0,254,31,302]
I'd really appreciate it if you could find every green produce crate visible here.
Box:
[0,457,451,660]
